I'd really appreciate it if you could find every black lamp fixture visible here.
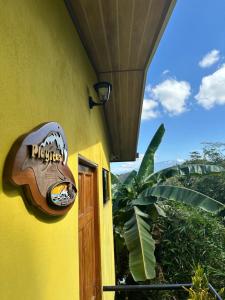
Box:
[89,81,112,109]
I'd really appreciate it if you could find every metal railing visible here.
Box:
[103,283,223,300]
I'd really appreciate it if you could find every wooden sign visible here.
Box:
[10,122,76,216]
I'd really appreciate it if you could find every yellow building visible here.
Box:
[0,1,175,299]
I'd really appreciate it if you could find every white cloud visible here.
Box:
[195,64,225,109]
[152,79,191,115]
[176,158,185,163]
[145,84,152,95]
[199,49,220,68]
[162,69,170,75]
[141,99,159,120]
[111,154,144,174]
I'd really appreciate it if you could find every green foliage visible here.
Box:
[170,143,225,205]
[112,124,225,285]
[111,172,120,184]
[185,265,225,300]
[185,265,215,300]
[158,200,225,288]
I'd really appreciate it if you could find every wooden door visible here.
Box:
[78,163,101,300]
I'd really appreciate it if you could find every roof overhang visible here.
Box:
[66,0,176,162]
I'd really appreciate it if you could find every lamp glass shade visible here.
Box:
[94,82,112,103]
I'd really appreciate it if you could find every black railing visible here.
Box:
[103,283,223,300]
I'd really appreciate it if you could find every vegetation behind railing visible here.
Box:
[103,283,223,300]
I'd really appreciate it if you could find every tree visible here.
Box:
[112,124,225,283]
[168,143,225,205]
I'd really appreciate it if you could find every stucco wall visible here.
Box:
[0,1,115,299]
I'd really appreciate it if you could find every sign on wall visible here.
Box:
[10,122,76,216]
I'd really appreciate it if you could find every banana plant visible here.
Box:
[112,124,225,282]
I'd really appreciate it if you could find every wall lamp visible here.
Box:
[89,81,112,109]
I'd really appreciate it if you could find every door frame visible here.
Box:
[78,154,102,299]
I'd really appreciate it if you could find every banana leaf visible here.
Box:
[137,124,165,182]
[132,196,157,206]
[123,170,137,185]
[145,164,225,184]
[139,185,225,213]
[124,206,156,281]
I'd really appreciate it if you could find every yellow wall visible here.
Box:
[0,1,115,299]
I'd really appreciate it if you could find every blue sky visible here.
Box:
[111,0,225,174]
